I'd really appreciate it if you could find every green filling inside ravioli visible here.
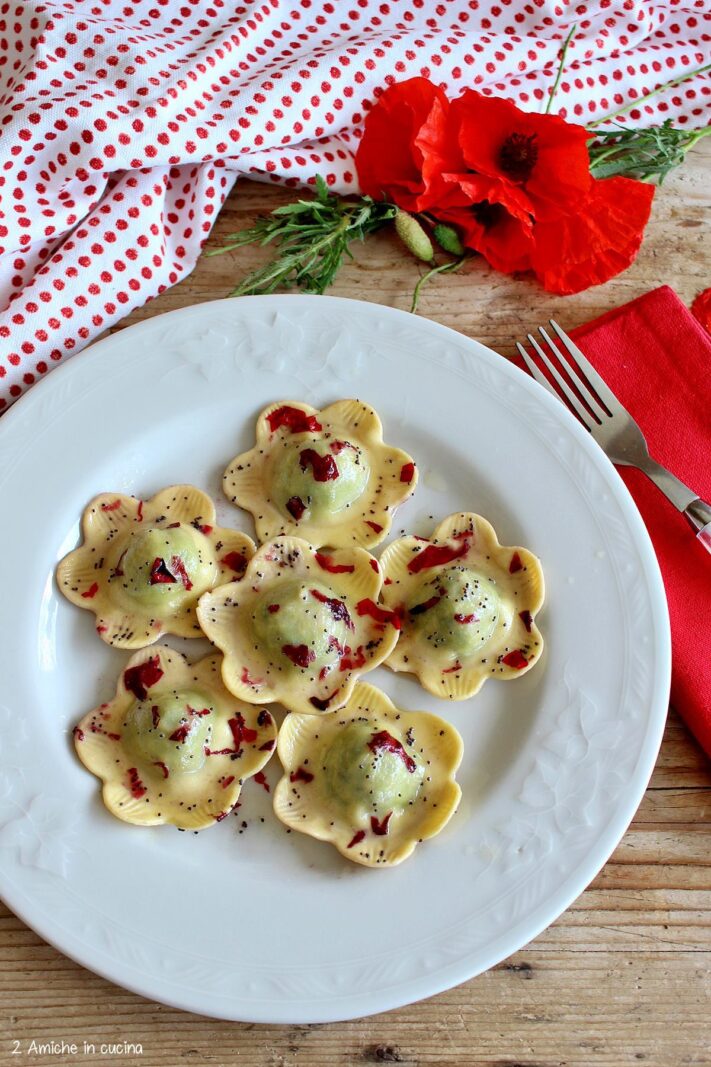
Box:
[253,580,351,674]
[123,689,214,775]
[114,525,216,608]
[272,441,369,523]
[323,721,424,814]
[410,566,500,657]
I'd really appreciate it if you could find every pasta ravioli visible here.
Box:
[73,646,277,830]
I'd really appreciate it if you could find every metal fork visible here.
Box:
[516,319,711,554]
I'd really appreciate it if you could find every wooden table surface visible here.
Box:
[2,138,710,1067]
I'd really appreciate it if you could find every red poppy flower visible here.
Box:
[435,178,534,275]
[354,77,460,212]
[446,90,592,222]
[530,175,655,294]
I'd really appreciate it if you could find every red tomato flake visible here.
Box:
[166,521,181,529]
[254,771,270,793]
[409,593,441,616]
[310,689,340,711]
[282,643,315,668]
[101,499,121,512]
[443,661,462,674]
[408,540,470,574]
[240,666,263,687]
[81,582,99,599]
[221,550,247,574]
[169,722,192,743]
[509,552,524,574]
[268,603,280,613]
[356,598,401,630]
[257,709,273,726]
[340,644,366,671]
[267,405,322,434]
[153,760,169,779]
[149,557,176,585]
[198,523,213,534]
[230,713,258,747]
[96,624,108,634]
[286,495,306,521]
[368,730,417,773]
[454,613,478,624]
[366,520,383,533]
[170,554,193,591]
[290,766,315,784]
[384,577,393,586]
[151,705,160,728]
[315,551,355,574]
[73,725,85,742]
[127,767,146,798]
[330,439,355,454]
[371,811,392,836]
[347,829,366,849]
[311,588,354,629]
[519,609,533,632]
[220,775,235,789]
[259,739,276,751]
[215,810,230,822]
[369,559,379,573]
[300,448,339,481]
[502,649,528,669]
[400,462,415,484]
[124,656,164,700]
[136,499,144,522]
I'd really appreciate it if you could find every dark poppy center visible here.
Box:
[499,132,538,183]
[471,201,507,230]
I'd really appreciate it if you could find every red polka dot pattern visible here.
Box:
[0,0,709,411]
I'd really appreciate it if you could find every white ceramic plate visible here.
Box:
[0,295,669,1023]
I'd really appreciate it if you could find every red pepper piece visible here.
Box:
[149,557,176,585]
[400,462,415,484]
[127,767,147,798]
[339,644,366,671]
[153,761,169,779]
[220,550,247,574]
[442,661,462,674]
[310,689,339,711]
[509,552,523,574]
[409,593,441,616]
[407,540,470,574]
[259,739,275,751]
[519,610,533,633]
[311,588,354,629]
[369,559,379,573]
[282,643,315,668]
[220,775,235,789]
[290,766,315,784]
[347,829,366,849]
[370,812,392,836]
[124,656,164,700]
[81,582,99,599]
[365,520,383,533]
[268,603,280,613]
[356,599,401,630]
[136,500,144,522]
[73,726,85,742]
[300,448,339,481]
[286,495,306,521]
[240,666,262,687]
[267,405,322,434]
[230,713,258,747]
[368,730,417,773]
[315,552,355,574]
[170,555,193,591]
[100,499,121,512]
[254,771,270,792]
[169,722,192,743]
[502,649,528,669]
[454,613,478,624]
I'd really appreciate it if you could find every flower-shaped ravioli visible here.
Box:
[273,682,463,867]
[380,512,544,699]
[57,485,255,648]
[223,400,418,549]
[73,646,277,830]
[197,537,402,715]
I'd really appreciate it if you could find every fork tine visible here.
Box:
[548,319,622,415]
[538,326,609,423]
[524,333,597,430]
[516,341,569,405]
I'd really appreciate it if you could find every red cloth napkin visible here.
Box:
[566,286,711,755]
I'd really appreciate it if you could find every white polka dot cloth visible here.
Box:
[0,0,708,410]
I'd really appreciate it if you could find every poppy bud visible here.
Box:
[433,222,465,256]
[394,210,434,263]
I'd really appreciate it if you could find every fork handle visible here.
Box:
[638,459,711,555]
